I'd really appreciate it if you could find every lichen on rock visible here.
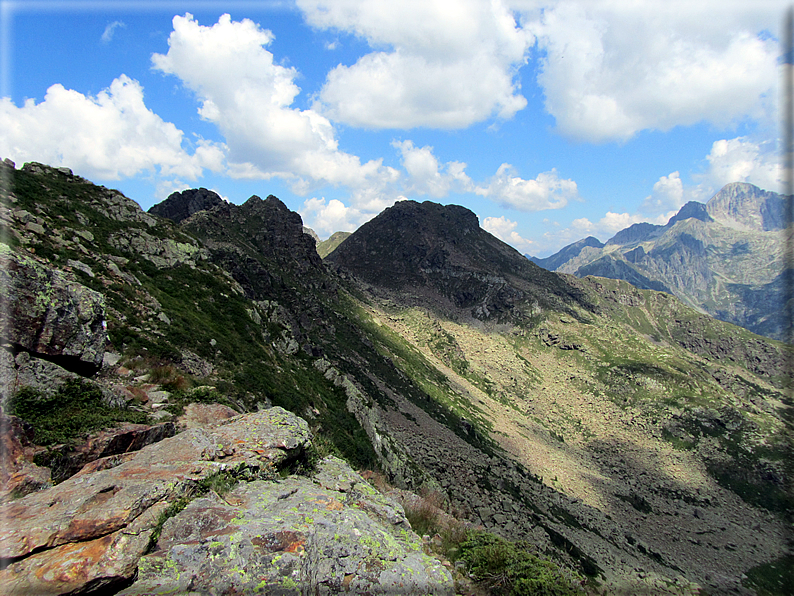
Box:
[122,456,454,595]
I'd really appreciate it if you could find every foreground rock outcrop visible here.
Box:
[0,408,452,595]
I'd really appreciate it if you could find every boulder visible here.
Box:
[121,456,453,595]
[38,421,177,484]
[1,350,80,402]
[0,408,453,595]
[0,246,106,376]
[176,402,238,429]
[0,407,311,594]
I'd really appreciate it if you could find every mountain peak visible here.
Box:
[327,199,592,320]
[606,222,663,246]
[529,236,604,271]
[705,182,784,231]
[149,188,224,223]
[666,201,713,227]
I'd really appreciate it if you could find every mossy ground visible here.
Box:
[7,378,150,446]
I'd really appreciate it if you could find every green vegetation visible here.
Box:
[342,295,498,456]
[316,231,351,258]
[743,555,794,596]
[460,531,583,596]
[163,386,240,419]
[6,378,149,446]
[399,489,581,595]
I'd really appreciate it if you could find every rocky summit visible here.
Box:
[1,160,792,595]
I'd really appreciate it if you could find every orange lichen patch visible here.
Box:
[251,531,306,554]
[285,539,305,554]
[312,497,344,511]
[63,516,127,543]
[325,498,343,511]
[33,533,115,585]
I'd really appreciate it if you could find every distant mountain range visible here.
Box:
[529,183,790,341]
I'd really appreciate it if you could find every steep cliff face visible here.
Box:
[536,182,789,340]
[705,182,785,231]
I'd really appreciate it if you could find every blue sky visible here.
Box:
[0,0,787,256]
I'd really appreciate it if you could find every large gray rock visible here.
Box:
[0,245,106,375]
[0,408,451,596]
[107,229,206,269]
[123,457,453,595]
[0,407,311,594]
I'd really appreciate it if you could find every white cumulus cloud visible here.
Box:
[393,140,472,198]
[475,166,578,211]
[298,0,534,129]
[697,136,782,196]
[640,171,685,215]
[483,215,536,252]
[523,1,780,142]
[0,75,224,181]
[300,197,374,236]
[152,13,399,203]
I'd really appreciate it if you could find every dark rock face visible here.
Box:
[148,187,225,224]
[327,200,593,321]
[0,248,106,376]
[181,194,323,276]
[238,195,324,269]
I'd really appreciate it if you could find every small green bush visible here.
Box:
[7,378,149,445]
[460,531,582,596]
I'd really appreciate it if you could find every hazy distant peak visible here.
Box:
[606,222,663,246]
[705,182,784,232]
[666,201,712,227]
[528,236,604,271]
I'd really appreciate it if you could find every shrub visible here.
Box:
[6,379,150,445]
[402,489,469,562]
[460,531,583,596]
